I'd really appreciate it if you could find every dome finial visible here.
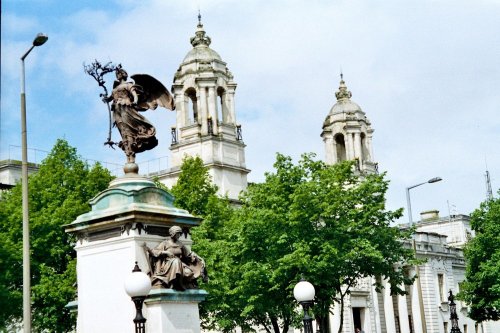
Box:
[335,73,352,101]
[190,11,211,47]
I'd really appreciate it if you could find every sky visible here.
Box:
[1,0,499,223]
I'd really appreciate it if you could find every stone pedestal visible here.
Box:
[145,289,208,333]
[65,172,202,333]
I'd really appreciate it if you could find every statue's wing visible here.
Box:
[131,74,175,111]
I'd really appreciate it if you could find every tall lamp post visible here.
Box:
[124,262,152,333]
[294,279,315,333]
[406,176,442,333]
[21,32,48,332]
[406,177,442,225]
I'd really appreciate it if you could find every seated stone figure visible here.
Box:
[144,226,207,290]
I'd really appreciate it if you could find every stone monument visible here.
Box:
[65,62,207,333]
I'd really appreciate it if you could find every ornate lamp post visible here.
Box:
[20,32,48,332]
[124,262,152,333]
[294,279,315,333]
[448,290,462,333]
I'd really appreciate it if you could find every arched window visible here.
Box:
[217,87,227,123]
[335,134,347,162]
[185,88,198,124]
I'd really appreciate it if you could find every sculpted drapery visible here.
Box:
[144,226,207,291]
[105,68,174,163]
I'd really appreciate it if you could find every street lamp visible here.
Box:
[405,176,442,333]
[406,176,442,225]
[21,32,48,332]
[294,279,315,333]
[124,262,152,333]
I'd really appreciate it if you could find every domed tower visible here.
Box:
[321,75,377,174]
[159,16,250,200]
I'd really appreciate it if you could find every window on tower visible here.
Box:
[185,88,198,124]
[217,86,228,123]
[335,134,347,162]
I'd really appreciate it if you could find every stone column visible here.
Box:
[175,93,186,128]
[383,279,397,333]
[397,284,411,333]
[367,131,374,162]
[370,282,382,333]
[227,85,237,126]
[353,132,361,159]
[344,133,352,160]
[324,135,336,165]
[199,88,208,135]
[221,92,229,123]
[208,86,218,135]
[330,300,341,333]
[354,131,363,169]
[410,267,424,333]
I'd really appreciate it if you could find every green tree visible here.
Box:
[461,192,500,322]
[197,153,415,333]
[170,156,219,216]
[168,156,239,331]
[0,139,114,332]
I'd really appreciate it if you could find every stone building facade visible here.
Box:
[321,80,499,333]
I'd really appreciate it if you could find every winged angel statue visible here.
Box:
[85,61,174,164]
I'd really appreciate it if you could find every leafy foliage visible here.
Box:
[169,156,238,331]
[170,156,219,217]
[461,192,500,322]
[174,153,415,333]
[0,139,114,332]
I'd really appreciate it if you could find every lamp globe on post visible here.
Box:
[124,262,152,333]
[294,279,315,333]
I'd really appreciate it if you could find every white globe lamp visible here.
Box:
[294,278,315,333]
[124,262,152,333]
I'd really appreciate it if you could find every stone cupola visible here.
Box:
[158,15,249,201]
[321,75,377,174]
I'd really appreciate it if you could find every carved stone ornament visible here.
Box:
[335,76,353,101]
[121,222,146,236]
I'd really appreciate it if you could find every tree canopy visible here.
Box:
[177,153,415,333]
[461,192,500,322]
[0,139,114,332]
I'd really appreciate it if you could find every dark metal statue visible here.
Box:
[84,60,175,165]
[143,226,207,291]
[448,290,462,333]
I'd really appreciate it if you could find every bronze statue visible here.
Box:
[84,61,174,165]
[143,226,207,291]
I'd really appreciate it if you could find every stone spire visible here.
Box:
[190,13,211,47]
[335,73,353,101]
